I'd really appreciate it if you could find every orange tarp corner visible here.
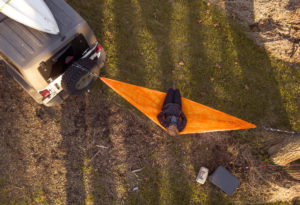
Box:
[100,77,256,134]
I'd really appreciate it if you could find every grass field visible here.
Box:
[0,0,299,204]
[69,0,299,142]
[69,0,299,131]
[66,0,300,204]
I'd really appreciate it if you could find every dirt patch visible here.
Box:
[208,0,300,70]
[0,65,65,203]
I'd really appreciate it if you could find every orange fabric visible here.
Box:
[100,77,256,134]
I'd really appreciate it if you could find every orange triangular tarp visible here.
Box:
[100,77,256,134]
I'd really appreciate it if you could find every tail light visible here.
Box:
[65,56,74,64]
[40,89,50,98]
[96,44,102,53]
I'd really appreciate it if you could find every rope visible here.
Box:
[261,126,300,136]
[243,164,300,169]
[258,164,300,167]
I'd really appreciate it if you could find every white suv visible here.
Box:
[0,0,106,106]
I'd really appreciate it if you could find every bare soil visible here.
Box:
[208,0,300,70]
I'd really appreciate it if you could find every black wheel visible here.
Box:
[62,58,100,95]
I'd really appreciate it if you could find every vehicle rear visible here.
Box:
[0,0,105,106]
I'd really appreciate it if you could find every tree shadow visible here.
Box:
[63,1,165,204]
[60,96,87,205]
[87,0,196,203]
[60,92,129,205]
[136,0,175,90]
[286,0,300,10]
[105,0,150,85]
[98,0,165,204]
[84,93,118,205]
[0,66,66,204]
[135,0,195,204]
[60,1,120,204]
[0,68,31,204]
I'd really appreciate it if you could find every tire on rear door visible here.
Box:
[61,58,100,95]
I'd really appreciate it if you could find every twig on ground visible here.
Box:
[96,145,108,149]
[13,185,23,190]
[90,150,102,162]
[132,167,144,173]
[90,145,109,162]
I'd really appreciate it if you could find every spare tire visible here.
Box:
[62,58,100,95]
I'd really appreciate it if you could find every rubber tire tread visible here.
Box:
[62,58,100,95]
